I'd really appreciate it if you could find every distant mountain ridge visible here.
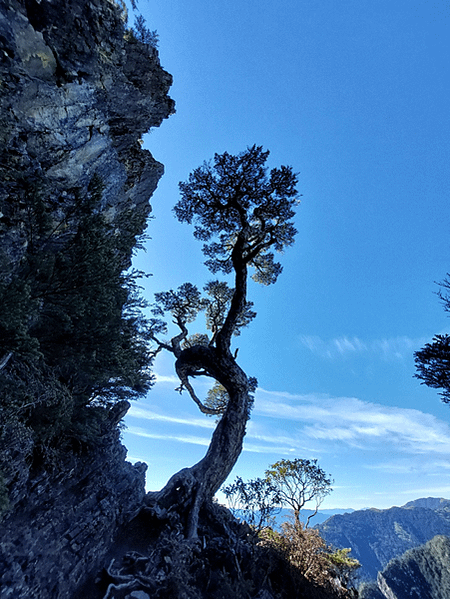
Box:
[275,507,354,527]
[317,497,450,582]
[402,497,450,510]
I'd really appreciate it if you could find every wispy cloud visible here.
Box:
[125,380,450,499]
[154,373,180,385]
[255,388,450,455]
[127,425,212,447]
[364,459,450,475]
[128,405,215,430]
[128,408,308,455]
[299,335,426,360]
[127,387,450,457]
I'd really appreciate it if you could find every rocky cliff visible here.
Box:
[0,3,360,598]
[0,0,174,270]
[359,535,450,599]
[377,534,450,599]
[0,0,173,596]
[0,402,148,599]
[318,499,450,583]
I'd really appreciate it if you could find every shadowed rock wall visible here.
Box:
[0,0,173,596]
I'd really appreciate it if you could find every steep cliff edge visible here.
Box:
[0,0,173,596]
[0,0,174,269]
[359,535,450,599]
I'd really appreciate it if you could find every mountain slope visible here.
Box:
[317,499,450,581]
[360,535,450,599]
[378,534,450,599]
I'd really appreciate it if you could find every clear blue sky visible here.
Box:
[123,0,450,510]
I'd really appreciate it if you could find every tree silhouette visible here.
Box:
[146,145,300,538]
[415,275,450,404]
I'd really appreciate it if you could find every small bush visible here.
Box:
[222,476,281,531]
[132,15,159,48]
[260,520,359,597]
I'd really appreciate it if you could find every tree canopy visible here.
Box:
[265,459,333,527]
[415,276,450,404]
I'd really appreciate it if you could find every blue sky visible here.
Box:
[123,0,450,510]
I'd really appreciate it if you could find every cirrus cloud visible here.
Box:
[298,335,427,360]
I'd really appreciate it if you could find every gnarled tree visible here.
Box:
[145,145,299,538]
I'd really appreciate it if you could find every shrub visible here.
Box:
[222,476,281,531]
[131,15,159,48]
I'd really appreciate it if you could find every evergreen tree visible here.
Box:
[415,276,450,404]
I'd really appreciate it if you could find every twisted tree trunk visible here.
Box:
[145,243,251,539]
[145,346,251,538]
[144,146,299,538]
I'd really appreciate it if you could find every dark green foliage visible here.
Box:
[0,278,40,357]
[415,276,450,404]
[415,334,450,403]
[132,15,159,48]
[0,175,154,457]
[175,145,299,284]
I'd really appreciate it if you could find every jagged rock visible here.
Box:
[0,416,147,599]
[371,535,450,599]
[0,0,174,272]
[77,501,351,599]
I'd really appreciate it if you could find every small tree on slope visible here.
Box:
[145,145,299,538]
[265,458,333,527]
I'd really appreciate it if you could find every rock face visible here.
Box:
[0,0,173,596]
[0,402,147,599]
[317,499,450,582]
[0,0,174,271]
[360,535,450,599]
[377,535,450,599]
